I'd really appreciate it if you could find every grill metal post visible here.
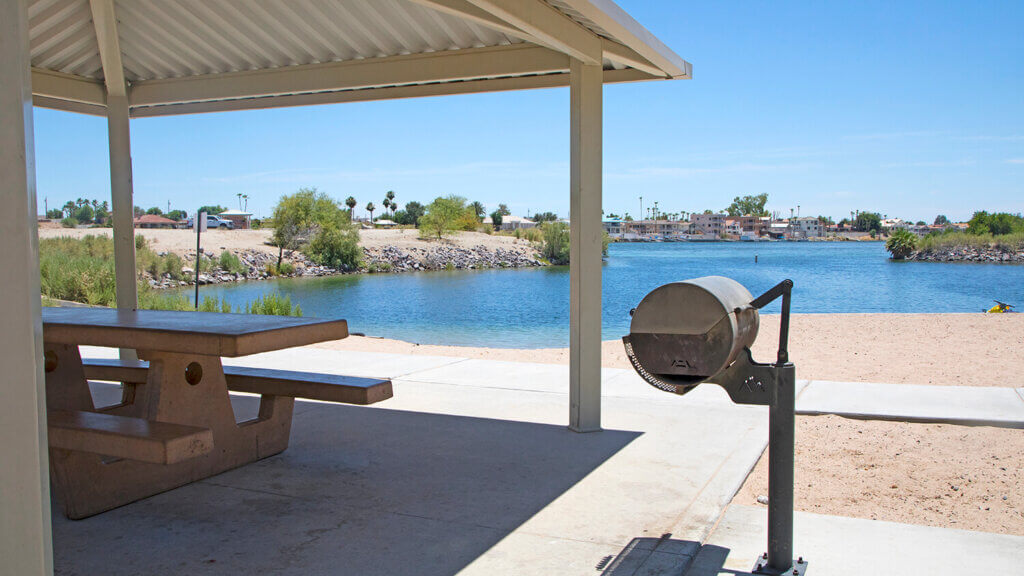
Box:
[767,365,795,572]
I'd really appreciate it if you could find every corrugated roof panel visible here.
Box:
[109,0,521,82]
[28,0,102,78]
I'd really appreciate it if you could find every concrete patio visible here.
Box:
[56,346,1024,575]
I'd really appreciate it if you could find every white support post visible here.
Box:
[568,59,603,432]
[0,0,55,573]
[107,94,137,315]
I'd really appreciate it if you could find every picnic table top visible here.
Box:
[42,307,348,357]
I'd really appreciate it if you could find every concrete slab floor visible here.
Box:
[700,504,1024,575]
[797,380,1024,428]
[56,371,767,575]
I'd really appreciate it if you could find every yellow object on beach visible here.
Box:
[987,301,1015,313]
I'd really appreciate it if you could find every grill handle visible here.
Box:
[746,279,793,366]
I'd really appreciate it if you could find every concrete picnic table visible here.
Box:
[42,307,391,519]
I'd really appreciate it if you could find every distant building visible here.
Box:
[218,209,253,229]
[791,217,823,238]
[133,214,178,229]
[482,215,537,231]
[724,219,743,237]
[691,213,726,237]
[602,218,624,237]
[881,218,909,232]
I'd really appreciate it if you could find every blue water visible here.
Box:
[181,242,1024,348]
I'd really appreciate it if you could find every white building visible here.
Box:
[482,215,537,231]
[791,217,823,238]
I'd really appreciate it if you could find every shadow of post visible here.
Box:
[601,535,755,576]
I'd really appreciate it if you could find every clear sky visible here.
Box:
[33,0,1023,223]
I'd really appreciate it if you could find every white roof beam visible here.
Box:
[30,67,106,107]
[129,44,570,107]
[601,38,665,78]
[411,0,663,75]
[129,68,656,118]
[466,0,602,64]
[88,0,126,96]
[558,0,692,78]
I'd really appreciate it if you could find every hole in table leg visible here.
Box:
[185,362,203,385]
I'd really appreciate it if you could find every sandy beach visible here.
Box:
[316,313,1024,535]
[38,226,534,256]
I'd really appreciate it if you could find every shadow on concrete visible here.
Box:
[600,535,756,576]
[53,399,641,575]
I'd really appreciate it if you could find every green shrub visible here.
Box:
[241,293,302,316]
[304,224,362,270]
[885,229,917,259]
[218,251,246,275]
[541,221,570,264]
[266,261,295,276]
[61,217,78,228]
[163,253,185,280]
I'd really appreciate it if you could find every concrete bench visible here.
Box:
[48,409,214,465]
[82,358,393,405]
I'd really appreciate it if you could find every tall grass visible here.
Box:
[918,231,1024,252]
[39,235,300,316]
[239,293,302,316]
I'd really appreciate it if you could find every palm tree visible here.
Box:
[382,198,391,219]
[242,194,249,211]
[345,196,357,221]
[366,202,375,222]
[237,193,243,210]
[385,190,395,216]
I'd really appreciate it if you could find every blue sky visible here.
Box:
[33,0,1023,223]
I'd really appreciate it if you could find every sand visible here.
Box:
[315,313,1024,535]
[37,227,533,256]
[318,313,1024,388]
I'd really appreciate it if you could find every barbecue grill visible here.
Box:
[623,276,808,576]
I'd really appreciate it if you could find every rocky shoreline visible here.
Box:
[907,246,1024,263]
[147,243,547,288]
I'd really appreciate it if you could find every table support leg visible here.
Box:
[46,350,295,519]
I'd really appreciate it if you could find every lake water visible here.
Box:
[182,242,1024,348]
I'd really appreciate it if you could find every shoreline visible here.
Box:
[39,227,549,288]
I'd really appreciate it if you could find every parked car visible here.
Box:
[187,214,234,229]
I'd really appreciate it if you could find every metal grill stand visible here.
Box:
[623,279,807,575]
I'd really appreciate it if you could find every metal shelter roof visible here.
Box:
[28,0,690,117]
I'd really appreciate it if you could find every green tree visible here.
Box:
[933,215,949,226]
[532,211,558,223]
[198,205,226,215]
[146,206,163,215]
[271,187,361,270]
[419,195,468,239]
[886,229,917,259]
[402,201,425,226]
[385,190,396,217]
[74,204,94,223]
[470,201,486,221]
[46,208,63,219]
[366,202,375,222]
[725,193,769,217]
[855,211,882,233]
[166,209,187,221]
[345,196,357,220]
[497,203,511,216]
[490,210,503,230]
